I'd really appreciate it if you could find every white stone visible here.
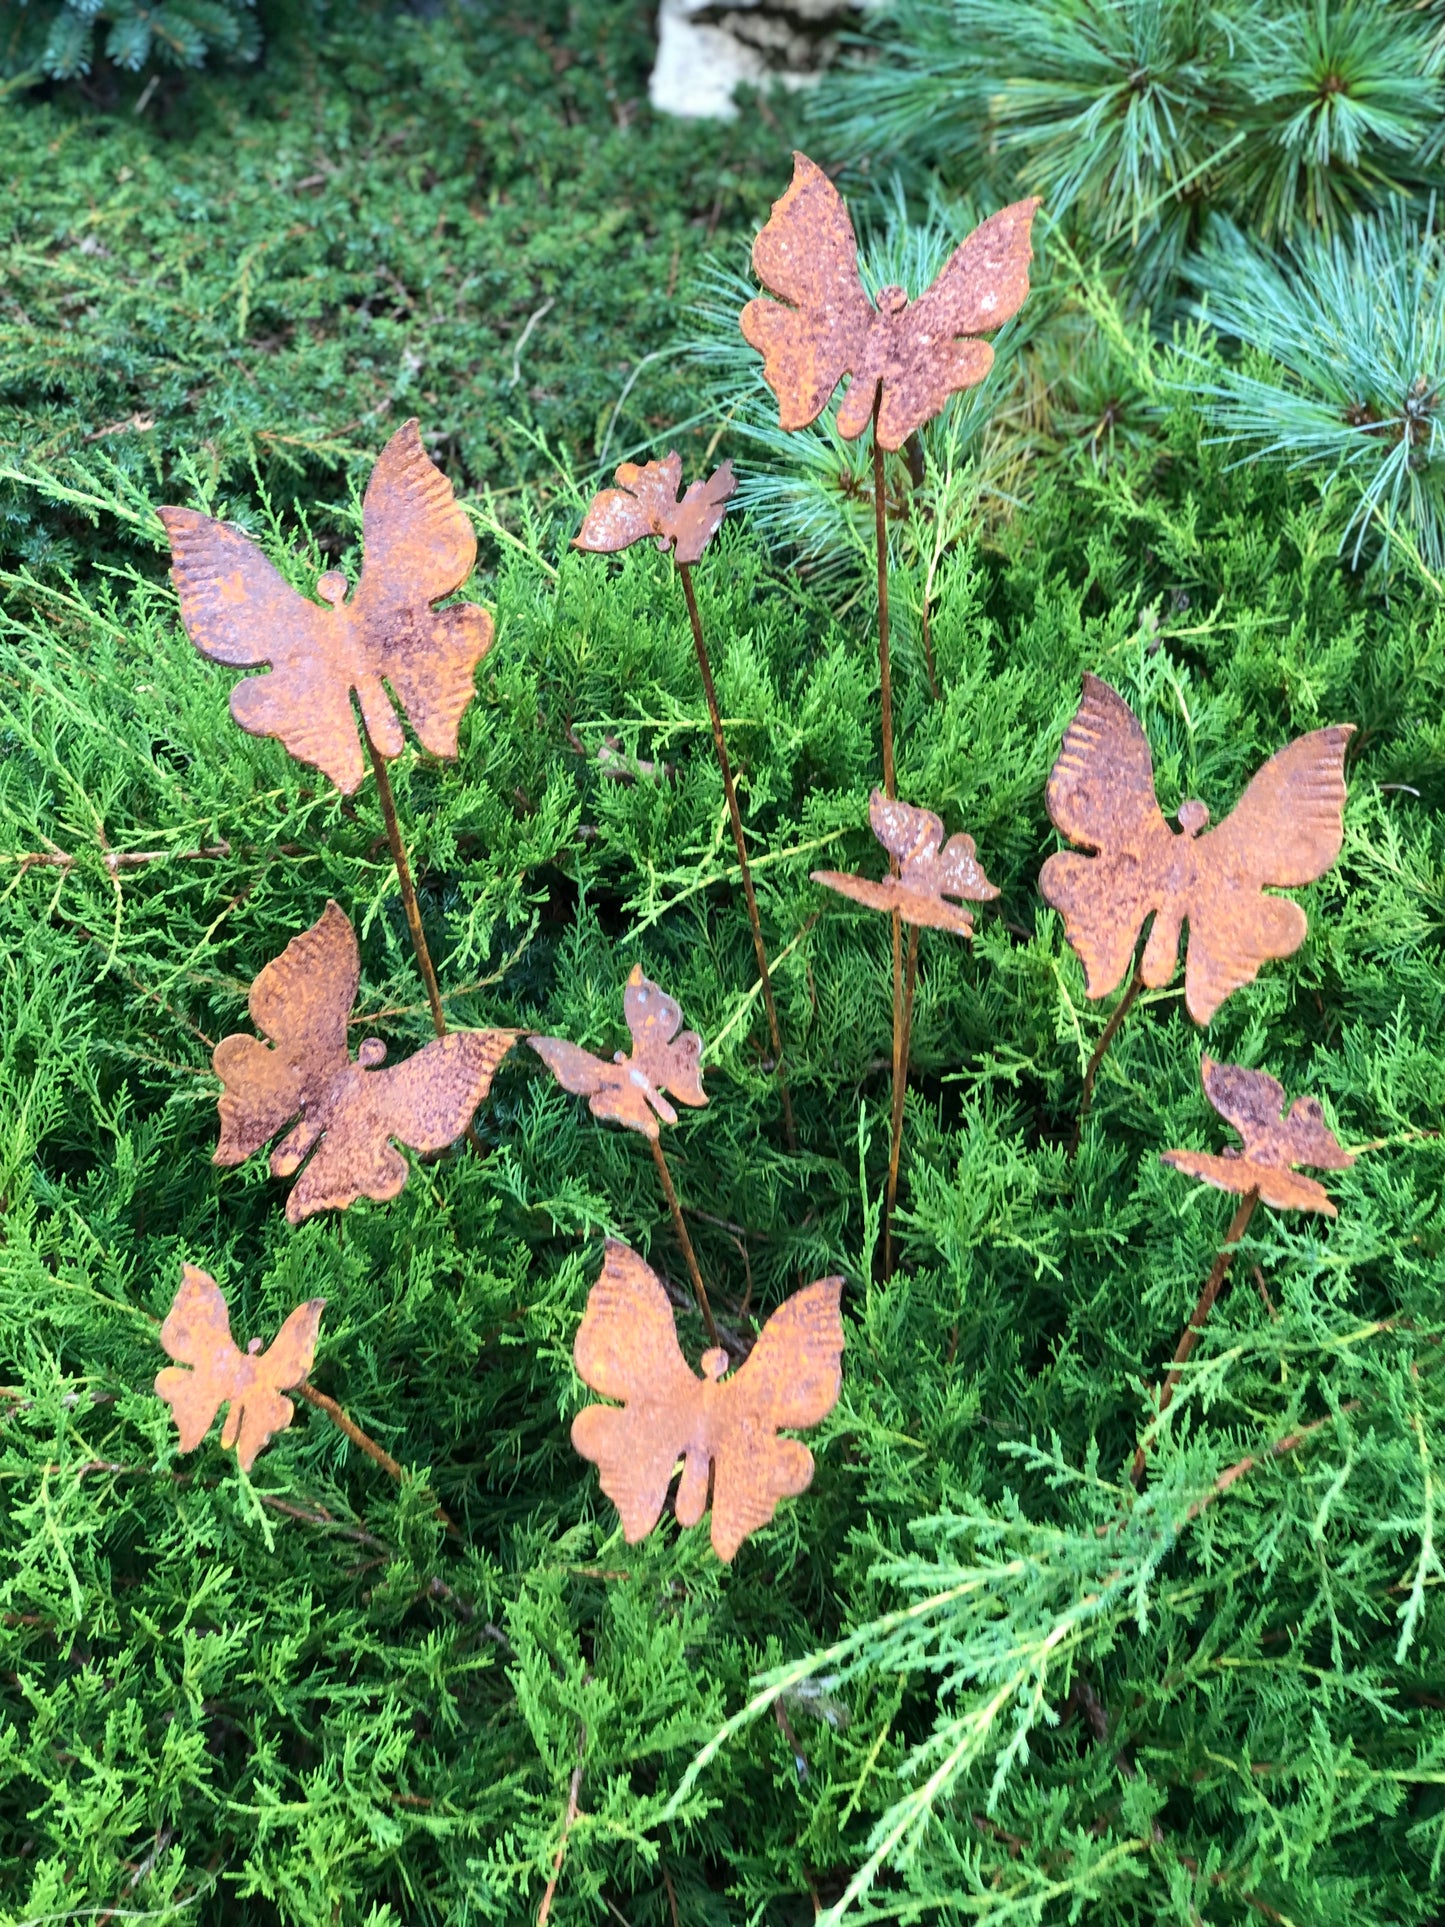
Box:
[648,0,856,121]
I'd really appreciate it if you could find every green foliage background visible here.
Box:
[1,5,1443,1925]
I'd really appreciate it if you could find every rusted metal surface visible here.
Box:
[1162,1056,1355,1215]
[1040,675,1353,1025]
[740,151,1041,451]
[813,789,999,935]
[159,419,494,795]
[213,900,517,1223]
[574,452,735,564]
[528,964,707,1141]
[155,1263,325,1472]
[571,1240,844,1562]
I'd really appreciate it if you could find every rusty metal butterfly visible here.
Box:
[574,453,735,565]
[571,1241,844,1562]
[1162,1057,1355,1216]
[155,1264,324,1472]
[528,966,706,1141]
[214,900,516,1223]
[159,419,493,795]
[741,151,1041,450]
[1040,676,1353,1025]
[813,789,999,935]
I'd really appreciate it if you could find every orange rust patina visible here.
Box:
[213,900,516,1223]
[155,1264,325,1472]
[159,420,493,794]
[571,1241,844,1562]
[574,453,735,564]
[1040,676,1353,1025]
[1163,1056,1355,1216]
[529,965,707,1141]
[813,789,999,936]
[741,152,1041,450]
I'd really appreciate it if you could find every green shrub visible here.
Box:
[2,0,262,80]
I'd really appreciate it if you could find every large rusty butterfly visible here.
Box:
[1039,676,1353,1025]
[1162,1056,1355,1216]
[571,1241,844,1562]
[529,966,706,1141]
[155,1264,324,1472]
[214,900,516,1223]
[741,151,1041,450]
[159,420,493,794]
[814,789,999,936]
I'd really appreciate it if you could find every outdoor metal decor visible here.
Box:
[529,964,706,1141]
[740,152,1041,450]
[1040,675,1354,1026]
[573,454,795,1147]
[214,901,516,1223]
[155,1264,325,1472]
[813,790,998,936]
[574,452,736,564]
[1162,1056,1355,1215]
[159,419,493,797]
[571,1240,844,1563]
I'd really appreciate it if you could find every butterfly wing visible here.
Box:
[669,460,736,564]
[1039,676,1174,999]
[812,868,978,935]
[225,1298,326,1472]
[213,901,358,1166]
[1160,1148,1337,1215]
[529,1035,658,1137]
[154,1263,239,1453]
[575,454,683,556]
[1199,1056,1290,1162]
[870,791,943,872]
[624,968,707,1115]
[571,1241,703,1544]
[875,198,1041,449]
[1183,726,1353,1024]
[350,420,494,762]
[740,151,878,434]
[709,1277,844,1562]
[159,507,367,793]
[284,1030,514,1223]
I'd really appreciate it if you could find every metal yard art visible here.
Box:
[155,1265,325,1473]
[571,1241,844,1563]
[213,901,516,1224]
[741,154,1041,1269]
[1163,1056,1355,1216]
[574,453,796,1148]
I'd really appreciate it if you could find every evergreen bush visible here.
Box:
[2,0,262,80]
[2,8,1444,1925]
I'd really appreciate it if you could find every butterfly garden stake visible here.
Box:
[1040,676,1353,1149]
[814,790,998,1273]
[529,966,718,1344]
[212,900,516,1223]
[571,1240,844,1561]
[741,153,1040,1210]
[574,454,796,1149]
[1132,1058,1356,1484]
[160,419,493,1051]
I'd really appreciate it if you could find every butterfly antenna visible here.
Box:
[676,561,797,1152]
[647,1136,720,1350]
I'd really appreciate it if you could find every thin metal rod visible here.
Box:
[677,562,796,1152]
[1070,967,1145,1157]
[1130,1188,1260,1486]
[297,1381,458,1535]
[367,735,446,1039]
[883,920,920,1275]
[874,397,906,1279]
[649,1136,720,1349]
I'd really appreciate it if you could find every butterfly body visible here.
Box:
[155,1264,324,1471]
[571,1242,844,1562]
[1163,1056,1354,1215]
[213,900,516,1222]
[814,790,998,934]
[741,152,1040,450]
[529,966,706,1140]
[160,420,494,794]
[1040,676,1353,1024]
